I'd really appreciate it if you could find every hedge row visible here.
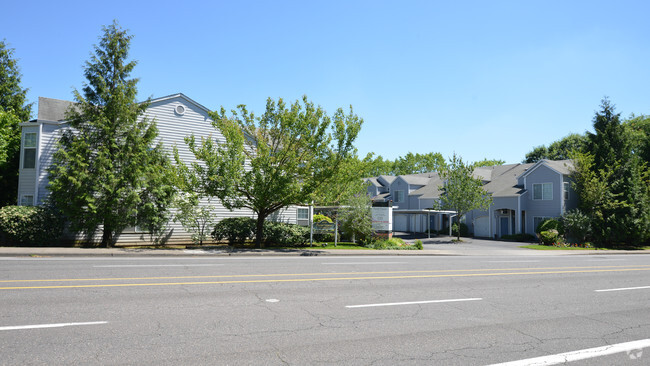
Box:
[211,217,309,246]
[0,206,65,246]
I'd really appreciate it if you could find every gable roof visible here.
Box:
[364,177,381,187]
[378,175,397,186]
[36,97,76,121]
[399,175,432,186]
[518,159,574,179]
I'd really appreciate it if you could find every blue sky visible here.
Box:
[2,0,649,164]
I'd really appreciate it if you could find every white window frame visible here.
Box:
[532,183,553,200]
[393,190,404,203]
[297,208,309,220]
[22,132,37,169]
[20,195,34,206]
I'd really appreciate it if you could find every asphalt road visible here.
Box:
[2,254,650,365]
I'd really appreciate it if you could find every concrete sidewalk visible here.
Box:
[1,237,648,257]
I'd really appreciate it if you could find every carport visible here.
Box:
[392,209,457,238]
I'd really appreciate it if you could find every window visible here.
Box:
[532,183,552,200]
[297,208,309,220]
[20,195,34,206]
[22,132,37,169]
[393,190,404,203]
[563,182,570,200]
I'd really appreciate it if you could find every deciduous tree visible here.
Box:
[177,96,362,248]
[437,153,492,241]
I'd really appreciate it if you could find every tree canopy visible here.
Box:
[523,133,588,163]
[0,40,32,207]
[48,22,175,247]
[177,96,362,248]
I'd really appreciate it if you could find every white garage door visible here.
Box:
[473,216,489,237]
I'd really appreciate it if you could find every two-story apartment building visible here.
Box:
[17,94,299,244]
[366,160,576,238]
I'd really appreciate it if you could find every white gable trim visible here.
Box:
[149,93,211,114]
[517,160,565,180]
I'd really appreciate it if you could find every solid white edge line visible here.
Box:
[0,321,108,331]
[488,339,650,366]
[595,285,650,292]
[346,298,482,308]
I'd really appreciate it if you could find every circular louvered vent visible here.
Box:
[175,105,186,115]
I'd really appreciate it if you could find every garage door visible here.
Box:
[473,216,489,237]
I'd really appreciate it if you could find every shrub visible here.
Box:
[339,193,374,244]
[263,222,309,247]
[212,218,310,246]
[364,237,419,250]
[211,217,256,244]
[443,223,469,237]
[312,214,332,223]
[414,239,423,250]
[536,218,563,235]
[539,229,559,245]
[562,210,591,243]
[0,205,65,246]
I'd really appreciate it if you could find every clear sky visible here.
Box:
[2,0,649,164]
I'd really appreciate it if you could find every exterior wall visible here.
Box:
[366,184,378,197]
[389,178,409,209]
[37,123,66,204]
[523,165,563,234]
[408,194,420,209]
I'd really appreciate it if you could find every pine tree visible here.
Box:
[48,22,175,247]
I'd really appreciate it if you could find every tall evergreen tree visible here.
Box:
[573,98,650,245]
[0,40,33,207]
[48,22,175,247]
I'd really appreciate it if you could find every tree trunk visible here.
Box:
[255,214,266,249]
[102,225,113,248]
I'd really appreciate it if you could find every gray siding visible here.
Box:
[524,165,563,234]
[390,178,409,209]
[37,123,65,204]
